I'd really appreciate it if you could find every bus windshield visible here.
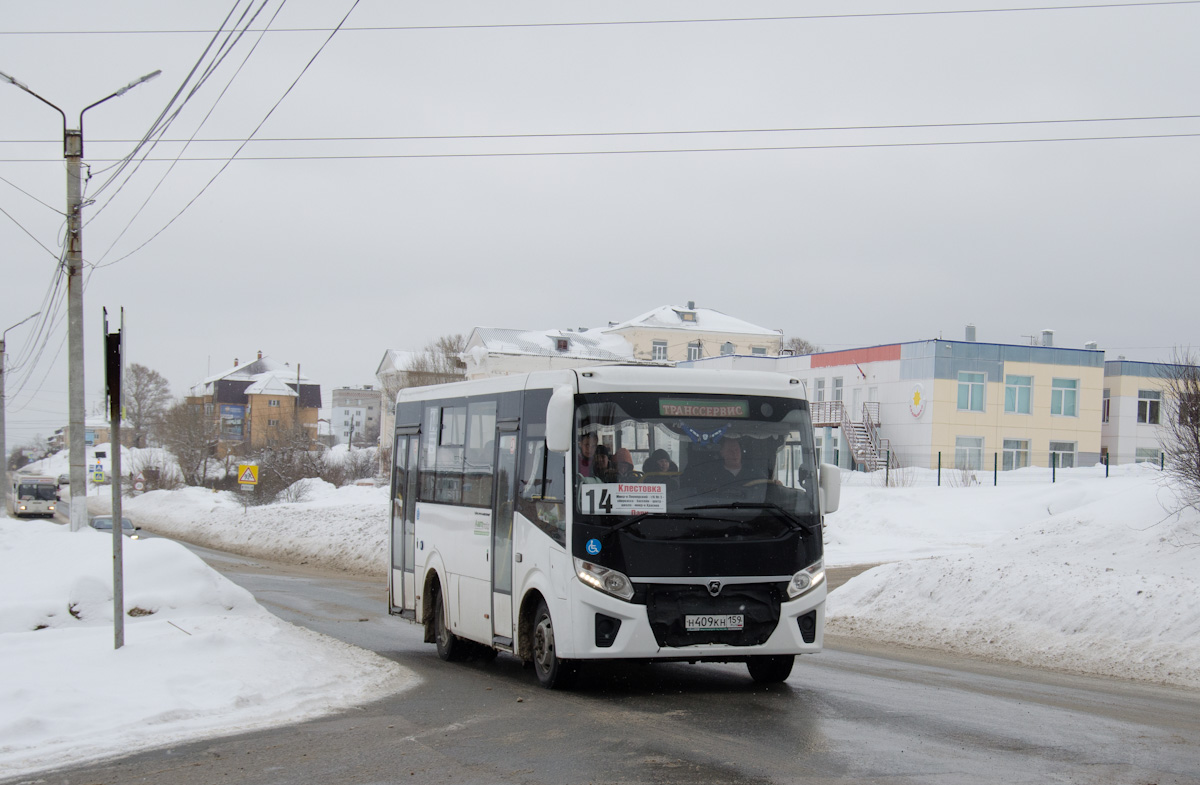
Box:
[573,392,819,531]
[17,483,57,501]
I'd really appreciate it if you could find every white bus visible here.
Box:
[9,474,59,518]
[387,365,840,688]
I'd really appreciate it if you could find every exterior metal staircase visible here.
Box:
[809,400,893,471]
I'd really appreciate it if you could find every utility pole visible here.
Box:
[0,69,160,531]
[1,312,41,506]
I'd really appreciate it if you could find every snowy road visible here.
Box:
[34,543,1200,785]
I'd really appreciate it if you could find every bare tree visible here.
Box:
[123,363,173,448]
[155,401,217,486]
[406,334,467,386]
[1159,349,1200,514]
[250,423,324,503]
[784,337,821,356]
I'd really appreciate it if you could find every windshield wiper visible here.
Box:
[682,502,812,533]
[607,511,740,533]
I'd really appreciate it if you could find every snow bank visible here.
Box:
[114,481,389,576]
[828,466,1200,689]
[0,517,416,778]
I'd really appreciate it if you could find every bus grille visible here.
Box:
[644,584,781,648]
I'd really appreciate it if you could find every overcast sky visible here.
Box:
[2,0,1198,445]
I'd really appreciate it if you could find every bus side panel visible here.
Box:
[511,512,577,658]
[419,502,492,646]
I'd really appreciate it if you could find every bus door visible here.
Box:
[390,429,420,618]
[491,424,520,646]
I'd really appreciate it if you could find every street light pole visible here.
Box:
[1,312,41,508]
[0,69,160,531]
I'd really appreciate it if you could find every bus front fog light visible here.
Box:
[788,559,825,598]
[575,558,635,601]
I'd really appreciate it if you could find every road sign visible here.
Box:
[237,465,259,485]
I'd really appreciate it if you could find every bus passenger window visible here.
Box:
[518,439,565,545]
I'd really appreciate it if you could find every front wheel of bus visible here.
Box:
[432,587,465,662]
[747,655,794,683]
[532,600,570,689]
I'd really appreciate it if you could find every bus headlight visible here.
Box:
[787,559,825,598]
[575,558,635,601]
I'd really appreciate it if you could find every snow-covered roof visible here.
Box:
[375,349,418,377]
[603,305,782,337]
[468,327,633,361]
[189,355,310,397]
[243,373,299,397]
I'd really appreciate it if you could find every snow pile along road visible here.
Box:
[120,480,389,576]
[0,516,416,778]
[827,467,1200,689]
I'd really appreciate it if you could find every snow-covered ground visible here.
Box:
[4,448,1198,777]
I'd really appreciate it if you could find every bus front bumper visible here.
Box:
[560,581,826,661]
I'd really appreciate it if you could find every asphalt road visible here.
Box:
[11,541,1198,785]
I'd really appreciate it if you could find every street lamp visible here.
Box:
[1,312,41,507]
[0,69,159,531]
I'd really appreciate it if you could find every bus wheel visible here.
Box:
[432,587,465,662]
[532,600,569,689]
[747,655,794,683]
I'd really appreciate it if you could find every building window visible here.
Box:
[751,346,767,355]
[815,379,825,402]
[652,341,668,361]
[1002,438,1030,471]
[204,403,214,416]
[721,342,735,355]
[1050,379,1078,417]
[957,372,985,412]
[1049,441,1076,469]
[268,399,280,408]
[1135,447,1161,464]
[1102,389,1110,424]
[268,419,279,427]
[1004,375,1032,414]
[1137,390,1161,424]
[688,342,701,361]
[955,436,984,470]
[832,377,843,402]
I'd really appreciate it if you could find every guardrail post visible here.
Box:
[994,453,998,486]
[1052,452,1057,483]
[937,452,941,486]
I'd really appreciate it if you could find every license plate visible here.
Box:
[685,614,744,632]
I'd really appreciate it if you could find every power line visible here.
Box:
[93,0,363,270]
[5,112,1200,146]
[88,0,282,245]
[2,1,1198,35]
[0,202,64,260]
[7,129,1196,165]
[0,173,64,213]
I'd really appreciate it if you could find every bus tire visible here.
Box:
[432,586,465,662]
[532,600,570,689]
[747,655,794,683]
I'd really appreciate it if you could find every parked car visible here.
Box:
[57,474,70,485]
[88,516,142,540]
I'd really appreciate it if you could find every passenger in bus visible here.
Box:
[642,449,677,477]
[642,449,679,490]
[613,448,638,482]
[592,444,618,483]
[577,432,598,478]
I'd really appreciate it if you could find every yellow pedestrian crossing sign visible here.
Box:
[237,465,259,485]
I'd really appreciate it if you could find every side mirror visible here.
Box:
[545,384,574,454]
[818,462,841,515]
